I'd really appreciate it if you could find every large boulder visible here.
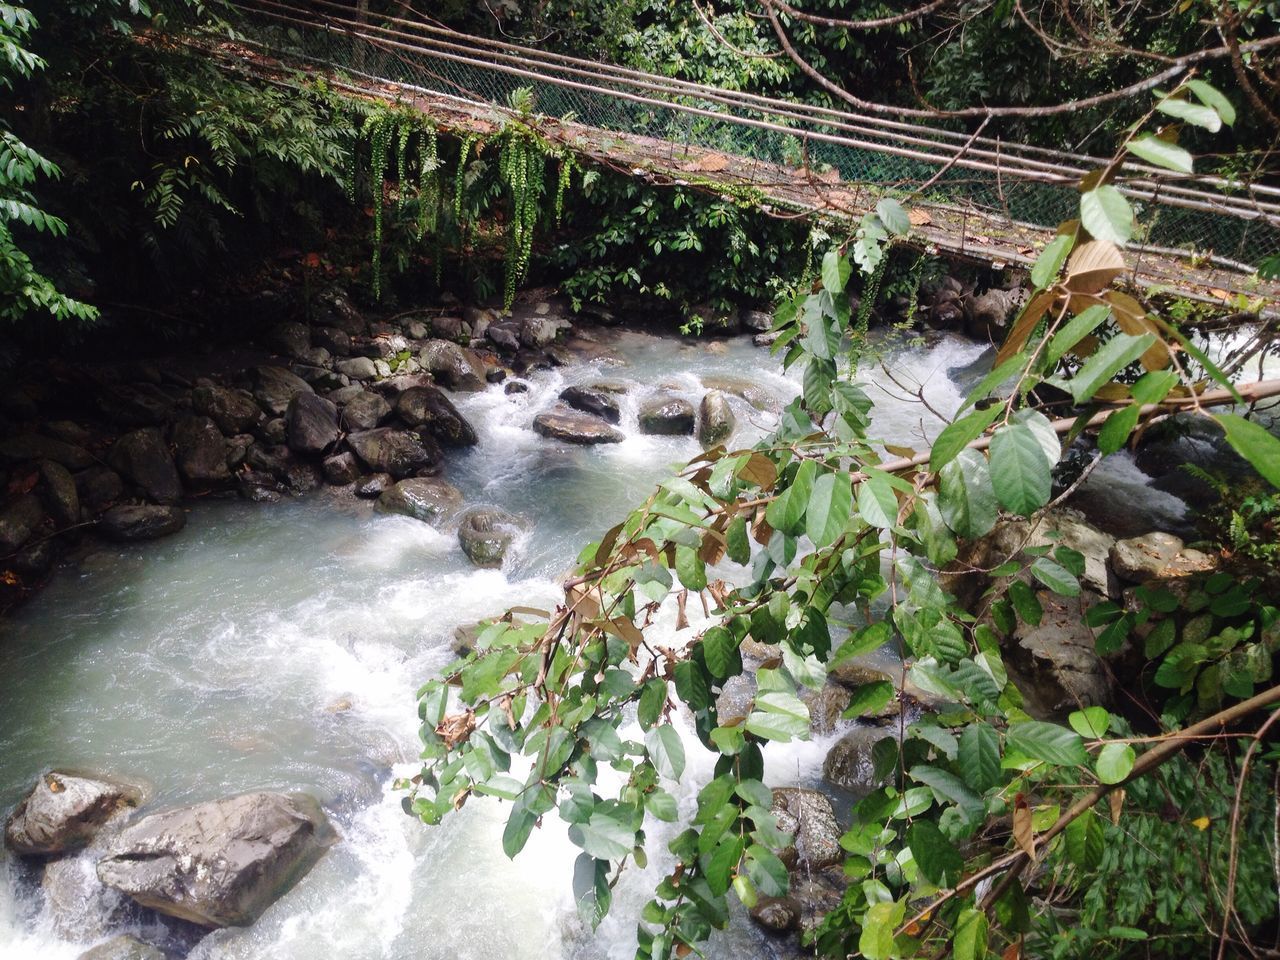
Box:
[457,507,522,567]
[285,393,340,456]
[252,366,314,418]
[396,387,478,447]
[97,792,334,928]
[346,427,441,478]
[311,288,367,336]
[266,321,311,359]
[40,459,80,529]
[98,505,186,542]
[418,340,484,391]
[1001,588,1113,716]
[341,390,391,431]
[823,725,893,792]
[771,788,841,870]
[1110,532,1184,584]
[698,390,736,447]
[192,385,261,435]
[108,429,181,504]
[76,467,124,511]
[334,356,378,381]
[376,478,463,525]
[559,386,620,424]
[172,416,230,486]
[700,376,781,414]
[322,452,361,486]
[0,493,45,553]
[0,434,94,470]
[313,326,351,357]
[5,771,142,856]
[76,935,166,960]
[638,395,695,436]
[532,410,624,445]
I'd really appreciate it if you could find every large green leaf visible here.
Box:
[907,820,963,887]
[939,449,998,539]
[765,458,816,535]
[569,809,636,860]
[953,907,989,960]
[806,469,852,546]
[1080,185,1134,245]
[1156,95,1221,131]
[1031,557,1080,597]
[1098,404,1141,455]
[876,197,911,236]
[930,404,1001,473]
[1069,333,1157,403]
[1006,721,1086,767]
[859,899,906,960]
[1215,414,1280,489]
[1095,741,1136,784]
[1186,79,1235,126]
[857,472,898,529]
[990,422,1053,516]
[702,625,742,680]
[1064,808,1105,870]
[958,721,1001,792]
[1046,304,1111,366]
[646,724,686,781]
[1126,134,1193,173]
[1031,231,1074,289]
[821,248,850,294]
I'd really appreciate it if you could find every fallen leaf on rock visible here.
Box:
[908,208,933,226]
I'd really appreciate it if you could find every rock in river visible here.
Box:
[532,409,624,445]
[458,507,522,567]
[396,386,477,447]
[172,415,230,486]
[98,505,186,542]
[772,788,841,870]
[638,395,695,436]
[697,390,735,446]
[346,427,440,478]
[559,386,620,424]
[377,477,463,525]
[77,935,166,960]
[285,392,340,456]
[107,429,181,504]
[5,771,142,856]
[96,791,335,928]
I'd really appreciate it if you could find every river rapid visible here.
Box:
[0,327,1194,959]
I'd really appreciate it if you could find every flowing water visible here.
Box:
[0,325,1215,959]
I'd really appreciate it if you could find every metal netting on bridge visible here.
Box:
[197,0,1280,276]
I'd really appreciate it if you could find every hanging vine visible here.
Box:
[498,125,547,309]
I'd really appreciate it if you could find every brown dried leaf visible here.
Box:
[738,453,777,490]
[1064,239,1126,294]
[908,207,933,226]
[1105,290,1171,370]
[995,288,1059,367]
[1109,788,1126,825]
[1013,796,1036,859]
[436,709,476,749]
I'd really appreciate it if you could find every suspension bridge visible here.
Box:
[195,0,1280,303]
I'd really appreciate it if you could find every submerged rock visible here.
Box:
[532,410,624,445]
[76,935,166,960]
[44,854,135,942]
[377,477,463,525]
[458,507,522,567]
[638,395,695,436]
[5,771,142,856]
[697,390,736,446]
[96,792,335,929]
[98,505,186,542]
[346,427,440,478]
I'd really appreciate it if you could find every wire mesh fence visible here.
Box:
[197,0,1280,273]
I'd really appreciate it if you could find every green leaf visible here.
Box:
[1186,79,1235,126]
[1008,580,1042,626]
[807,470,853,546]
[909,765,985,825]
[1065,808,1104,870]
[1214,414,1280,490]
[646,789,679,822]
[1156,95,1221,131]
[1130,369,1178,405]
[959,721,1001,792]
[859,899,906,960]
[931,404,1001,473]
[702,626,742,680]
[1006,721,1086,767]
[939,449,998,539]
[1098,404,1141,455]
[876,197,911,236]
[907,820,963,887]
[765,458,816,535]
[990,422,1053,516]
[674,660,712,710]
[725,515,751,565]
[1080,185,1134,245]
[1031,232,1074,289]
[857,473,898,529]
[953,907,988,960]
[1095,741,1135,784]
[1046,304,1111,366]
[1068,706,1110,739]
[841,680,895,719]
[503,801,537,859]
[675,545,707,591]
[1031,557,1080,597]
[1126,134,1194,174]
[745,843,789,897]
[1070,333,1157,404]
[704,834,746,896]
[646,725,686,781]
[569,810,636,860]
[821,248,850,294]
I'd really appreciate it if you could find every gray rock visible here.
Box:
[749,895,800,932]
[192,385,261,435]
[341,391,391,431]
[285,462,323,495]
[108,429,181,503]
[739,308,773,332]
[1110,532,1184,584]
[823,725,893,792]
[801,682,853,736]
[75,466,124,511]
[258,417,288,446]
[487,322,521,352]
[419,340,484,391]
[99,505,186,542]
[520,316,565,348]
[964,287,1026,341]
[1002,588,1113,716]
[252,366,314,417]
[285,393,340,456]
[367,373,435,400]
[457,507,522,567]
[771,788,841,870]
[44,420,92,447]
[1134,413,1255,508]
[94,384,173,427]
[430,315,465,341]
[404,319,430,340]
[377,477,463,525]
[701,376,780,413]
[355,473,394,499]
[238,471,283,503]
[172,416,230,486]
[266,322,311,359]
[311,288,366,336]
[638,395,695,436]
[327,384,367,405]
[752,332,780,348]
[293,362,344,391]
[313,327,351,356]
[0,434,93,470]
[346,428,440,478]
[335,356,378,381]
[245,443,294,479]
[396,387,477,447]
[532,410,624,445]
[698,390,736,447]
[96,792,335,928]
[5,771,142,856]
[322,452,361,485]
[504,380,529,395]
[76,935,166,960]
[559,386,620,425]
[715,674,756,728]
[40,460,80,529]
